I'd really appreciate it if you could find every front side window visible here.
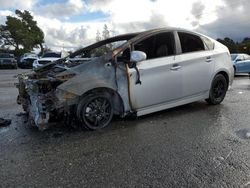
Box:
[134,32,175,60]
[237,55,244,61]
[178,32,205,53]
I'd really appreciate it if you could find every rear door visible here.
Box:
[174,32,215,98]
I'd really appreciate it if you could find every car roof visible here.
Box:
[69,27,189,58]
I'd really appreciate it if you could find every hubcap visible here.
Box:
[213,81,225,98]
[83,97,112,128]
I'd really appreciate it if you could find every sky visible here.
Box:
[0,0,249,51]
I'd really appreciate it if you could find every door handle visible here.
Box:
[206,56,212,62]
[170,65,182,71]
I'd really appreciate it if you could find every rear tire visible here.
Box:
[206,74,228,105]
[77,93,114,130]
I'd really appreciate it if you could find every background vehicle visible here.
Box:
[0,53,17,69]
[33,52,66,69]
[231,53,250,74]
[17,28,234,131]
[18,53,38,69]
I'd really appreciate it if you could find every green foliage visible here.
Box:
[217,37,250,54]
[0,9,44,55]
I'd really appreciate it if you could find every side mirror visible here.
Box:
[236,59,243,62]
[130,51,147,63]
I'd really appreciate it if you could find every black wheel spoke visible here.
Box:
[213,80,226,99]
[94,117,99,126]
[206,74,227,105]
[85,110,95,117]
[80,96,113,129]
[103,112,110,118]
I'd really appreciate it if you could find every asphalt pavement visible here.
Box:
[1,69,250,187]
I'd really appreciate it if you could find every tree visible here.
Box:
[93,24,113,56]
[217,37,238,53]
[238,37,250,55]
[102,24,112,50]
[242,37,250,43]
[102,24,110,40]
[0,10,44,54]
[96,30,101,42]
[0,19,23,50]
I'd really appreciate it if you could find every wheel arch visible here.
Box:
[210,68,230,89]
[216,71,229,87]
[80,87,125,116]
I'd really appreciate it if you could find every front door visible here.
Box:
[128,32,182,110]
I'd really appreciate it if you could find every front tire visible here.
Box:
[77,93,114,130]
[206,74,228,105]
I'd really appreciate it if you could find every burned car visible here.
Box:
[16,28,234,130]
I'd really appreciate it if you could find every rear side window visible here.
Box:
[134,32,175,60]
[201,36,214,50]
[178,32,205,53]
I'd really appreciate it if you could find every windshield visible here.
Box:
[88,40,127,58]
[70,33,139,58]
[231,54,238,61]
[0,53,13,58]
[42,52,61,58]
[24,53,37,58]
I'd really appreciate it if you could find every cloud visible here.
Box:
[191,1,205,20]
[88,0,225,31]
[0,10,13,24]
[35,0,86,19]
[35,15,106,50]
[0,0,36,10]
[196,0,250,41]
[0,0,250,51]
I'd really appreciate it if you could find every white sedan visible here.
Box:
[33,52,65,69]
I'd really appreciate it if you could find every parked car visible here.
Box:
[33,52,63,69]
[231,53,250,74]
[18,53,38,69]
[0,53,17,69]
[16,28,233,131]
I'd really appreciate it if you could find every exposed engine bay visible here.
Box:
[15,33,138,130]
[16,61,81,130]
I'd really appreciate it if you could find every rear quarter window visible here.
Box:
[178,32,205,53]
[201,36,215,50]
